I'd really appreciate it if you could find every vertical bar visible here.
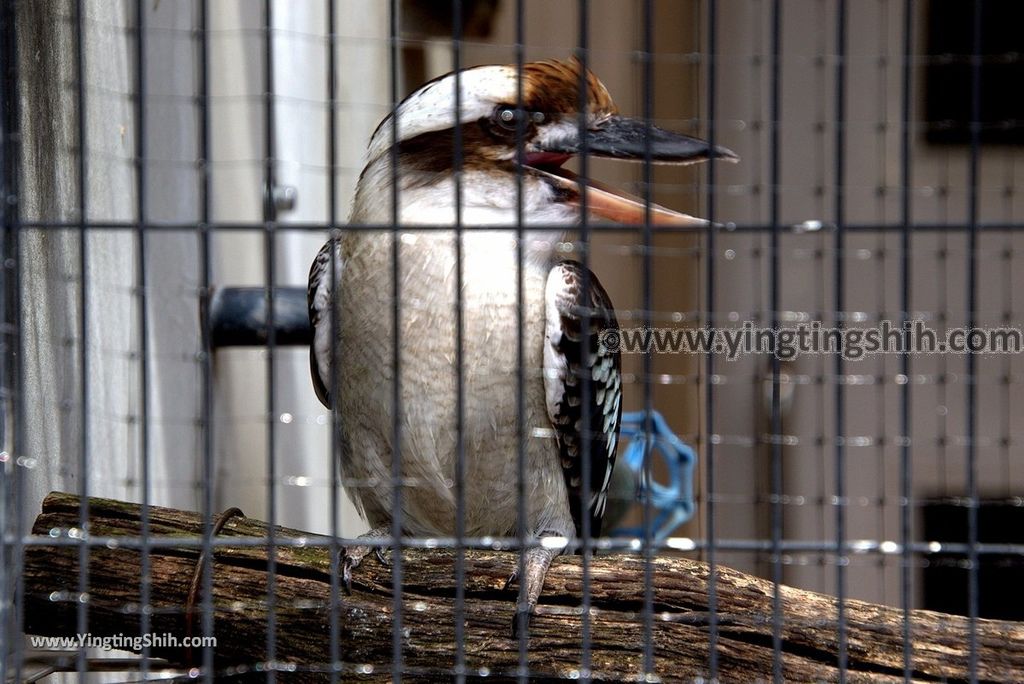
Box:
[574,2,595,680]
[197,1,217,680]
[325,0,342,680]
[0,11,8,677]
[73,1,91,678]
[451,1,466,681]
[768,1,783,681]
[898,1,914,679]
[388,1,404,679]
[640,0,656,676]
[262,1,278,679]
[513,1,529,677]
[832,0,848,679]
[704,0,719,678]
[133,0,153,678]
[965,1,982,680]
[0,0,23,679]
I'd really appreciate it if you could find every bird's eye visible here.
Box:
[492,106,545,133]
[495,107,518,130]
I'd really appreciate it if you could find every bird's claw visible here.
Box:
[502,569,519,593]
[337,526,394,595]
[338,545,371,595]
[503,568,536,638]
[504,544,558,638]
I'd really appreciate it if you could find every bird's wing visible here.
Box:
[543,260,622,539]
[307,238,343,408]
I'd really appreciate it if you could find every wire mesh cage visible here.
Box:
[2,0,1023,681]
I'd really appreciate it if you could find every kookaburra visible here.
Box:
[308,57,736,629]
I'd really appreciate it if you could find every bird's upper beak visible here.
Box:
[526,115,738,226]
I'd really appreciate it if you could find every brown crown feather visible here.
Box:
[521,56,618,117]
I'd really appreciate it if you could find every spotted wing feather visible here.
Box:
[307,238,343,408]
[543,261,622,539]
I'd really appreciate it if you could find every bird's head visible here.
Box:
[356,57,737,226]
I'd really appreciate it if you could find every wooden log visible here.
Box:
[22,491,1024,682]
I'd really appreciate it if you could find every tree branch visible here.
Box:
[23,492,1024,682]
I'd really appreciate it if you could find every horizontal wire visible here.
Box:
[15,219,1024,233]
[36,133,1024,192]
[61,13,1024,70]
[17,533,1024,557]
[66,76,1024,134]
[21,604,1006,633]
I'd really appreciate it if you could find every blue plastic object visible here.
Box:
[611,410,697,543]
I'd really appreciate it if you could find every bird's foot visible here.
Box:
[338,524,393,594]
[504,543,559,639]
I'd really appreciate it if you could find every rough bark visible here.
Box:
[22,492,1024,682]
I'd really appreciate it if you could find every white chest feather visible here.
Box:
[335,228,571,537]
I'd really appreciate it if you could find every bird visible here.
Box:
[308,56,737,631]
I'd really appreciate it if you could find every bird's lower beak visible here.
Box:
[527,116,738,227]
[532,166,707,226]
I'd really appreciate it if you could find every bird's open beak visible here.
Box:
[526,116,738,227]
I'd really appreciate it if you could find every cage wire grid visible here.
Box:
[1,0,1023,681]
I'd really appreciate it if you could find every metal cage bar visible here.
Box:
[899,1,915,679]
[574,0,598,677]
[132,0,154,678]
[73,1,92,678]
[325,1,343,681]
[965,1,983,679]
[513,0,530,677]
[833,0,849,677]
[387,0,405,679]
[198,1,218,679]
[639,0,657,676]
[261,1,280,677]
[703,0,720,677]
[451,2,468,681]
[0,0,22,680]
[768,1,784,680]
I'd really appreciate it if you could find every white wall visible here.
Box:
[207,0,388,537]
[16,0,391,569]
[20,0,155,527]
